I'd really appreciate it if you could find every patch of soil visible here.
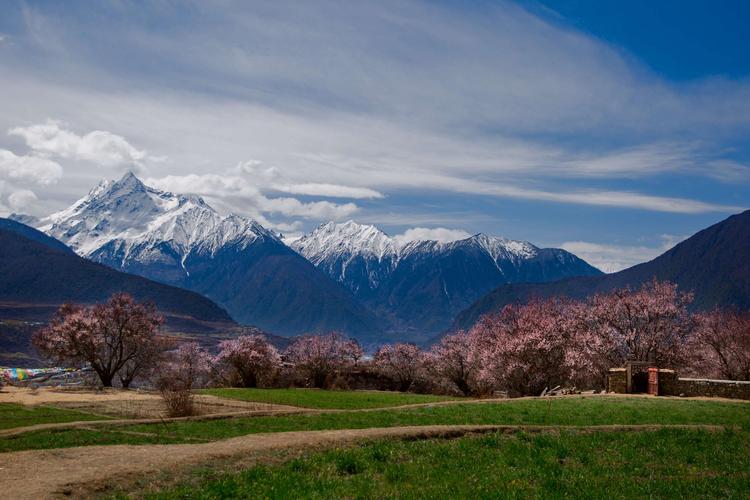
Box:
[0,387,297,419]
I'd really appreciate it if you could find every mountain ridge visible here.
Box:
[30,173,382,341]
[292,220,603,339]
[453,209,750,331]
[0,219,234,324]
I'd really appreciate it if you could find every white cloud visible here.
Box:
[145,172,359,222]
[394,227,472,244]
[0,149,63,185]
[7,189,38,211]
[442,178,744,214]
[273,183,383,199]
[8,119,158,170]
[561,234,686,273]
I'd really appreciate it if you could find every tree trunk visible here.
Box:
[99,373,114,387]
[454,378,471,396]
[242,371,258,388]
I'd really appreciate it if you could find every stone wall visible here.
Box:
[669,378,750,400]
[606,368,627,394]
[607,367,750,400]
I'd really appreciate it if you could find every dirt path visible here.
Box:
[0,423,727,499]
[3,391,747,438]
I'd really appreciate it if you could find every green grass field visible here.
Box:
[0,403,107,430]
[200,388,460,409]
[3,392,749,498]
[2,396,748,453]
[145,428,750,499]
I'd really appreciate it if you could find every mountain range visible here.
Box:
[453,209,750,331]
[291,220,601,338]
[19,173,602,342]
[28,173,380,339]
[3,172,748,347]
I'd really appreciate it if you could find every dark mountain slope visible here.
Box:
[454,210,750,330]
[181,236,384,340]
[0,223,233,324]
[0,218,74,254]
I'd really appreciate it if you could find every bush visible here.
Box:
[153,342,212,417]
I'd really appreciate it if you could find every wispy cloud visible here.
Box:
[394,227,472,245]
[561,234,687,273]
[0,148,62,185]
[9,119,161,173]
[145,172,360,225]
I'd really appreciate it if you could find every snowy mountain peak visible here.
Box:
[468,233,538,260]
[292,221,540,266]
[37,173,275,265]
[294,220,398,263]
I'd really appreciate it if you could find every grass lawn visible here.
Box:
[2,396,748,453]
[0,403,105,430]
[200,388,461,409]
[142,428,750,499]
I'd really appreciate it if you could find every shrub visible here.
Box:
[154,342,213,417]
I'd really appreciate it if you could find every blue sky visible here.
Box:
[0,1,748,271]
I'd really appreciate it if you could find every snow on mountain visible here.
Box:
[293,220,397,263]
[291,220,603,338]
[32,174,382,340]
[37,172,274,271]
[292,220,540,274]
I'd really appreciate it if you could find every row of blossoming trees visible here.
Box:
[33,281,750,403]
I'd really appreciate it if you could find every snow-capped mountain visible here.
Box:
[291,221,400,295]
[38,172,273,279]
[292,221,602,339]
[34,173,381,339]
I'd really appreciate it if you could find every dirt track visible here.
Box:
[0,424,728,499]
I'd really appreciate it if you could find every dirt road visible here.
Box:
[0,424,727,499]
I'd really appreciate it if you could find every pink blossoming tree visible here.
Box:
[284,332,362,388]
[580,280,695,375]
[470,298,580,396]
[216,335,281,388]
[692,309,750,380]
[33,293,165,387]
[428,331,487,396]
[373,342,426,392]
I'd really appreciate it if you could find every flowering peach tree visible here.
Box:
[216,334,281,387]
[428,331,487,395]
[692,309,750,380]
[374,342,426,391]
[469,298,580,396]
[284,332,362,388]
[581,280,695,372]
[33,293,164,387]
